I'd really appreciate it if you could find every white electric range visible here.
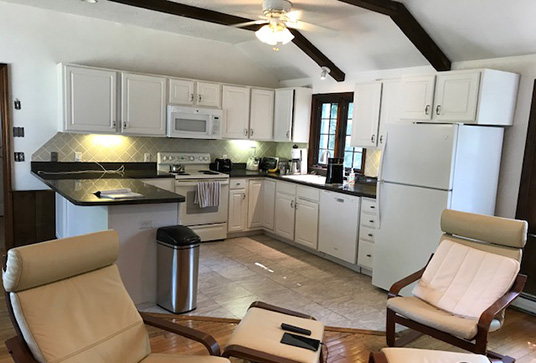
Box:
[157,152,229,241]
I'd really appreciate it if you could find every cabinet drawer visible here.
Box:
[361,215,377,228]
[361,197,377,215]
[297,186,320,202]
[358,241,374,270]
[359,226,376,242]
[276,181,297,196]
[230,179,246,189]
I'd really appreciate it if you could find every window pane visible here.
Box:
[328,135,336,149]
[329,119,337,134]
[319,134,329,149]
[347,103,354,118]
[345,135,352,149]
[330,104,338,119]
[354,152,363,169]
[321,104,331,119]
[344,152,353,169]
[320,119,330,134]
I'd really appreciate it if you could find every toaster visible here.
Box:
[260,157,279,172]
[214,158,233,172]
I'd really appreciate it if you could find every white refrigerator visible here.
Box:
[372,123,504,292]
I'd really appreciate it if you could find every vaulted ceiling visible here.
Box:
[4,0,536,81]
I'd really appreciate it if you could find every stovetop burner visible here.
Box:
[198,170,219,175]
[170,172,190,176]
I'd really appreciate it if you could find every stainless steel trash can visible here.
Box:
[156,225,200,314]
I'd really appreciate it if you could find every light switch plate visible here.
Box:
[144,153,151,162]
[74,152,82,162]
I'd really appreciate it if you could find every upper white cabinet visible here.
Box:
[59,64,118,133]
[400,69,519,126]
[121,73,167,136]
[350,82,382,148]
[169,79,221,108]
[249,88,274,141]
[222,85,251,139]
[274,87,312,142]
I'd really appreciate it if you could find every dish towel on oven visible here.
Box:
[194,181,221,208]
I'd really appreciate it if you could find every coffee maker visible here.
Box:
[290,146,308,175]
[326,157,344,184]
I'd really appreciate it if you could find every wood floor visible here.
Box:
[1,301,535,363]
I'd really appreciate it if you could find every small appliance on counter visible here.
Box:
[246,157,260,171]
[278,160,290,175]
[326,157,344,184]
[290,145,308,175]
[214,158,232,172]
[259,156,279,173]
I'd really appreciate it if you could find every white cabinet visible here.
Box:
[274,181,297,240]
[263,179,276,231]
[318,191,360,264]
[249,88,274,140]
[222,85,251,139]
[294,186,320,250]
[121,73,167,136]
[59,64,118,133]
[228,179,247,233]
[274,87,312,142]
[169,79,221,108]
[247,179,264,230]
[377,80,404,149]
[357,197,376,272]
[350,82,382,148]
[140,178,175,193]
[400,69,519,125]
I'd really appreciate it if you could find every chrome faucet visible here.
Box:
[319,150,332,164]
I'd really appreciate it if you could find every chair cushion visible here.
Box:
[225,307,324,363]
[3,230,119,292]
[412,239,519,319]
[381,348,490,363]
[10,264,150,363]
[387,296,501,340]
[140,354,230,363]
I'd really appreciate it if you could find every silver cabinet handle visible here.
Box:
[244,129,248,136]
[336,198,345,203]
[112,121,117,128]
[286,131,290,138]
[123,121,128,129]
[371,134,376,143]
[250,128,254,136]
[190,93,194,102]
[370,205,375,209]
[379,135,383,144]
[425,105,431,115]
[368,233,373,237]
[366,254,372,258]
[436,105,441,115]
[198,94,202,103]
[242,193,246,200]
[369,219,374,223]
[290,200,295,208]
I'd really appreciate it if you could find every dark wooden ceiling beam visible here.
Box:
[338,0,451,71]
[109,0,346,81]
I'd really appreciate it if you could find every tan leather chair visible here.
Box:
[2,230,230,363]
[386,209,527,363]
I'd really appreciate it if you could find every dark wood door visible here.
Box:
[516,80,536,297]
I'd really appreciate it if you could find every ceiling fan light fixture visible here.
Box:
[320,66,331,80]
[255,22,294,47]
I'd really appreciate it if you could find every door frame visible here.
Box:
[0,64,14,251]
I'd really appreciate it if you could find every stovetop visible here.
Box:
[157,152,229,180]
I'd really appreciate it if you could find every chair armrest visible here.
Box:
[388,267,426,299]
[368,351,388,363]
[248,301,315,320]
[476,273,527,331]
[139,312,221,356]
[5,336,40,363]
[224,344,302,363]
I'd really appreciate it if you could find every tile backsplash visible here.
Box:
[32,132,381,176]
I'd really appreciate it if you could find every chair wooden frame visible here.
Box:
[222,301,325,363]
[385,261,527,363]
[4,291,223,363]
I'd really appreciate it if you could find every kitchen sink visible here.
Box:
[282,174,327,185]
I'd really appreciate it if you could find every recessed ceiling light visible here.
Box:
[81,0,98,3]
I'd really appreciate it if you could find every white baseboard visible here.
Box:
[512,295,536,315]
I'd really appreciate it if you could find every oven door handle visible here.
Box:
[176,180,230,187]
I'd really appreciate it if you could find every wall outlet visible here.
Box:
[74,151,82,162]
[144,153,151,162]
[139,219,153,230]
[50,151,58,162]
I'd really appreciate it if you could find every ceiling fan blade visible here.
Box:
[230,19,268,28]
[285,20,337,35]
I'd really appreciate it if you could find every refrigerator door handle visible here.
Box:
[377,132,388,229]
[378,132,388,181]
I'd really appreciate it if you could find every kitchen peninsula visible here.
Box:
[32,162,184,306]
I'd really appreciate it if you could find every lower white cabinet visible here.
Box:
[247,179,264,230]
[263,179,276,231]
[357,197,377,271]
[228,179,247,232]
[274,191,296,240]
[139,178,175,193]
[294,198,319,249]
[318,191,361,264]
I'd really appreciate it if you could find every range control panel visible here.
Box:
[157,152,211,165]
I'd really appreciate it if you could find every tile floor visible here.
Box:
[146,234,388,331]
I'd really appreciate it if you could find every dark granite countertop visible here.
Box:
[225,168,377,199]
[32,162,183,206]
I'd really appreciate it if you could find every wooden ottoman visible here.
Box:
[222,301,325,363]
[369,348,491,363]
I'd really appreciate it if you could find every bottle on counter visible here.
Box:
[348,168,355,186]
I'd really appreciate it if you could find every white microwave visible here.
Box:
[167,105,222,139]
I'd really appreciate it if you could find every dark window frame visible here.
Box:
[307,92,366,175]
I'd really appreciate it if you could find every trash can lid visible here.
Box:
[157,225,201,246]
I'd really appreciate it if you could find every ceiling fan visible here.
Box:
[232,0,325,49]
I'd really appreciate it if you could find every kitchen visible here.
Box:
[1,0,536,341]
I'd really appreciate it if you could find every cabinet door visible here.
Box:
[433,72,480,122]
[228,189,247,232]
[62,65,118,133]
[169,79,195,105]
[222,85,251,139]
[250,89,274,140]
[378,80,403,149]
[350,82,382,148]
[197,82,221,108]
[121,73,166,136]
[273,88,294,141]
[294,198,319,249]
[247,179,264,230]
[263,179,276,230]
[292,88,313,143]
[400,75,435,120]
[274,193,295,240]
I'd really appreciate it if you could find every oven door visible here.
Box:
[175,179,229,225]
[168,110,212,139]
